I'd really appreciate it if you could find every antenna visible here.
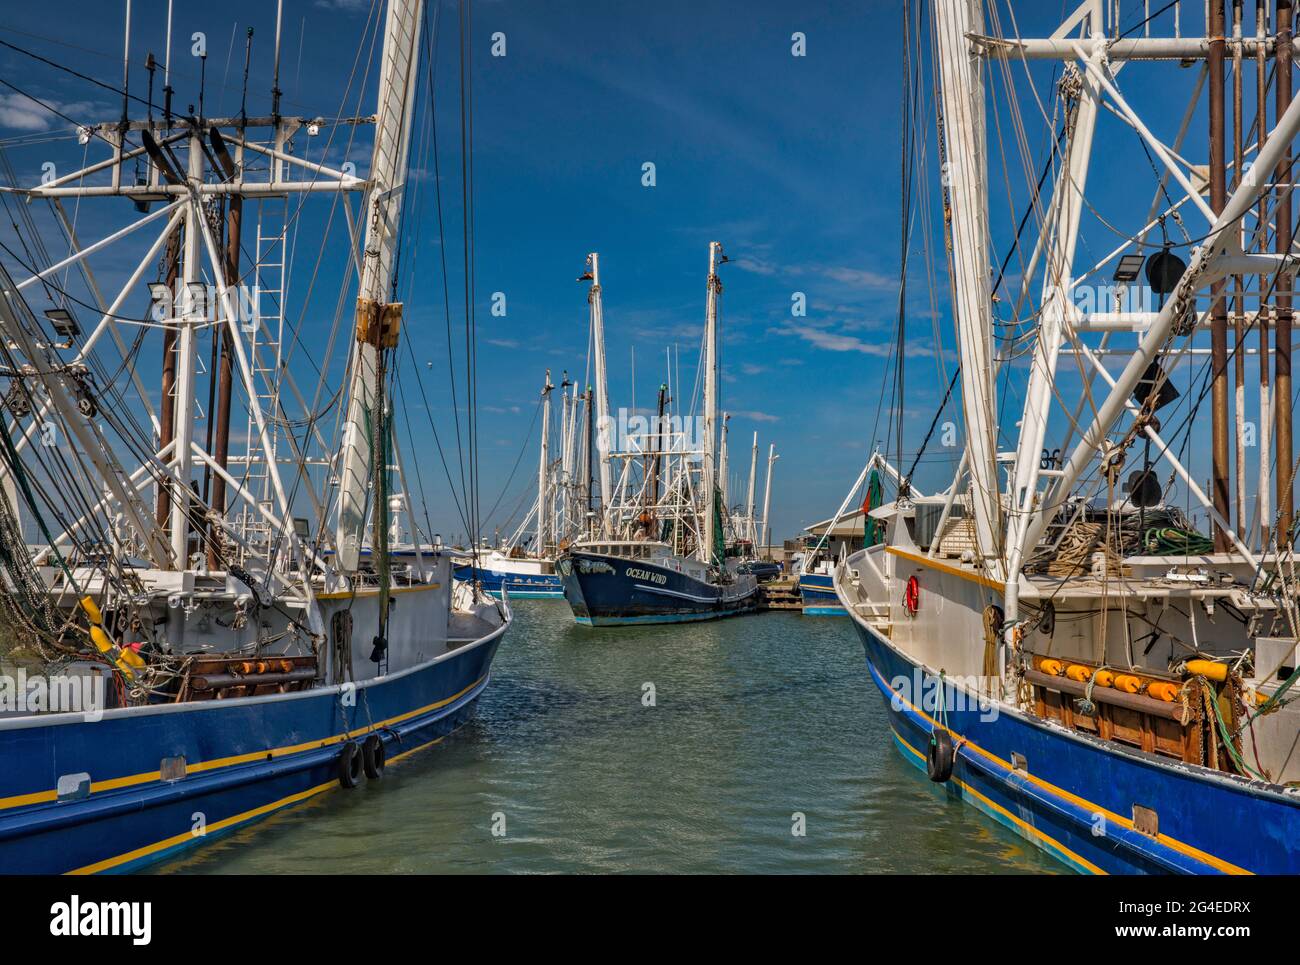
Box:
[239,27,254,130]
[145,51,156,122]
[120,0,132,130]
[162,0,174,121]
[271,0,284,121]
[197,45,208,123]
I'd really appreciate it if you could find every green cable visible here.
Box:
[1201,678,1267,782]
[1144,526,1214,555]
[1239,664,1300,731]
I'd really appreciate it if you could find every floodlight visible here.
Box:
[43,308,79,343]
[1113,253,1145,282]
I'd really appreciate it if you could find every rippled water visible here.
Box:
[153,601,1059,874]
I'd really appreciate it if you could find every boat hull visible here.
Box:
[454,565,563,599]
[843,603,1300,874]
[0,622,507,874]
[798,573,846,616]
[558,552,758,626]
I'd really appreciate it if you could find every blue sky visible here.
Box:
[0,1,1249,546]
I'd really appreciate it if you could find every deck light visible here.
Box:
[43,308,79,346]
[148,282,172,322]
[1113,253,1145,282]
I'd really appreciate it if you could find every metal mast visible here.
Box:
[1004,1,1103,610]
[559,372,575,542]
[538,370,554,555]
[745,430,758,545]
[169,134,204,564]
[719,412,730,520]
[334,0,425,573]
[699,242,723,565]
[932,0,1002,573]
[586,253,613,535]
[761,443,778,559]
[1277,0,1295,542]
[1210,0,1231,550]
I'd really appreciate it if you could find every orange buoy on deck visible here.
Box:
[1185,659,1228,682]
[1113,674,1141,694]
[1148,681,1180,702]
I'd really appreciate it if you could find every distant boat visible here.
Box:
[557,245,760,626]
[458,369,593,600]
[455,549,563,599]
[799,460,893,616]
[559,539,757,626]
[797,566,843,616]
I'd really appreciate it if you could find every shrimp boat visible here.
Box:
[801,456,895,616]
[0,0,509,873]
[455,371,592,598]
[835,0,1300,873]
[558,245,760,625]
[458,549,563,598]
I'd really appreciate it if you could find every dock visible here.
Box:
[757,579,801,611]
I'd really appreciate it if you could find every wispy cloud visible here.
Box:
[732,409,780,423]
[820,266,894,289]
[733,256,777,276]
[780,321,893,356]
[313,0,371,11]
[0,92,100,132]
[733,256,895,292]
[797,327,889,354]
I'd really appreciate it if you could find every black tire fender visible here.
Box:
[362,733,386,780]
[926,728,956,783]
[337,740,363,789]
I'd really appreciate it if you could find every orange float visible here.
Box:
[1113,674,1142,694]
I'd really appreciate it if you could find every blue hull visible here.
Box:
[558,552,758,627]
[849,615,1300,874]
[0,628,505,874]
[799,574,845,616]
[454,565,563,599]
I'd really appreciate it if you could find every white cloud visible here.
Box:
[733,256,777,276]
[313,0,372,11]
[819,266,895,289]
[732,409,780,423]
[0,92,98,132]
[730,257,895,292]
[783,323,892,356]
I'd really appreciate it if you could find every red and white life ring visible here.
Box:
[903,576,920,617]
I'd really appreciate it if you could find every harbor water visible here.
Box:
[152,602,1059,874]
